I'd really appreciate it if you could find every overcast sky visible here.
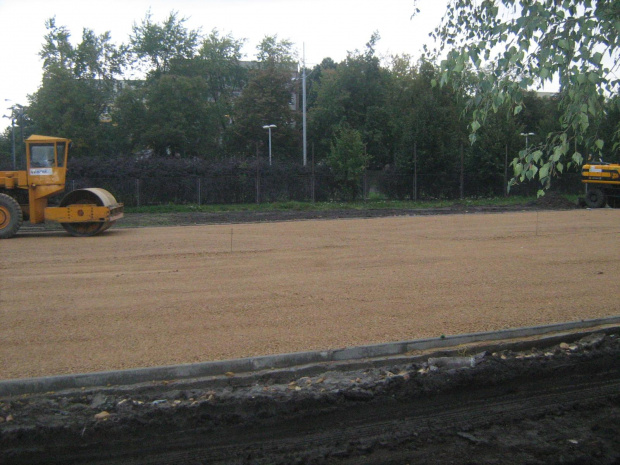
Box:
[0,0,448,122]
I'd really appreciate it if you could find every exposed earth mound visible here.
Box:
[1,330,619,464]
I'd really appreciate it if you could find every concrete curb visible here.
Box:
[2,316,619,397]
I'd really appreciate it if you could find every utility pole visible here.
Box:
[413,142,418,201]
[302,44,307,167]
[460,143,464,199]
[504,144,509,197]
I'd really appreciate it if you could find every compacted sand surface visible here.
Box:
[2,209,619,379]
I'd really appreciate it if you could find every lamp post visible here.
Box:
[262,124,276,165]
[520,132,535,151]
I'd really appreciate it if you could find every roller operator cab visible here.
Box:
[581,162,620,209]
[0,135,123,239]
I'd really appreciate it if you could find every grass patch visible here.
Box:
[125,195,542,215]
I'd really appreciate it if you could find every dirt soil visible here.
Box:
[1,331,619,464]
[2,200,620,464]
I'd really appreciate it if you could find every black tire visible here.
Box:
[0,193,23,239]
[584,188,606,208]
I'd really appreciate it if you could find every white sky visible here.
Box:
[0,0,448,123]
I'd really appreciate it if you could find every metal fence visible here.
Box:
[65,171,584,207]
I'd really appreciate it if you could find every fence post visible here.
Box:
[136,179,140,207]
[504,144,509,197]
[311,143,315,202]
[197,178,201,205]
[413,142,418,201]
[460,143,464,200]
[256,142,261,204]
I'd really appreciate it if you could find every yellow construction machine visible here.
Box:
[581,161,620,208]
[0,135,123,238]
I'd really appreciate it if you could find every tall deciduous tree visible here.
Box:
[29,18,125,155]
[309,33,391,167]
[197,30,248,149]
[326,123,370,199]
[129,10,200,75]
[256,34,297,66]
[141,75,211,157]
[230,35,300,158]
[429,0,620,194]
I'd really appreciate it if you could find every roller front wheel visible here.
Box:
[0,193,23,239]
[59,188,114,237]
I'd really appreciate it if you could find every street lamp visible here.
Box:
[520,132,535,151]
[262,124,277,165]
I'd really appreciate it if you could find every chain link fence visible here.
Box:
[65,171,583,207]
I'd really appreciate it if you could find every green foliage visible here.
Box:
[230,58,299,158]
[256,34,297,66]
[309,33,392,167]
[11,5,594,205]
[40,17,125,80]
[114,28,249,157]
[387,57,468,176]
[142,75,212,156]
[28,68,109,154]
[326,124,370,199]
[129,10,200,75]
[430,0,620,193]
[29,19,125,155]
[197,30,247,107]
[124,195,539,215]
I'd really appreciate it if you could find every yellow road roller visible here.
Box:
[0,135,123,238]
[581,161,620,208]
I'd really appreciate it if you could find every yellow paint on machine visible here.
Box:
[0,135,123,238]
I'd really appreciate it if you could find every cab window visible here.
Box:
[30,144,56,168]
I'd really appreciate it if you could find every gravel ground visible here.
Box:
[2,199,620,464]
[2,205,618,380]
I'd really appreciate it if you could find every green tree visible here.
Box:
[129,10,200,75]
[110,83,148,154]
[256,34,297,66]
[230,66,299,158]
[122,20,245,157]
[40,17,125,80]
[326,124,370,199]
[384,57,472,198]
[430,0,620,194]
[141,75,212,157]
[309,33,392,168]
[28,18,125,155]
[230,36,300,158]
[0,127,13,170]
[197,30,247,105]
[196,30,248,153]
[29,68,110,154]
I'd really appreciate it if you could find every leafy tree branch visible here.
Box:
[427,0,620,195]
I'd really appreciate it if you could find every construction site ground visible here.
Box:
[1,200,620,463]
